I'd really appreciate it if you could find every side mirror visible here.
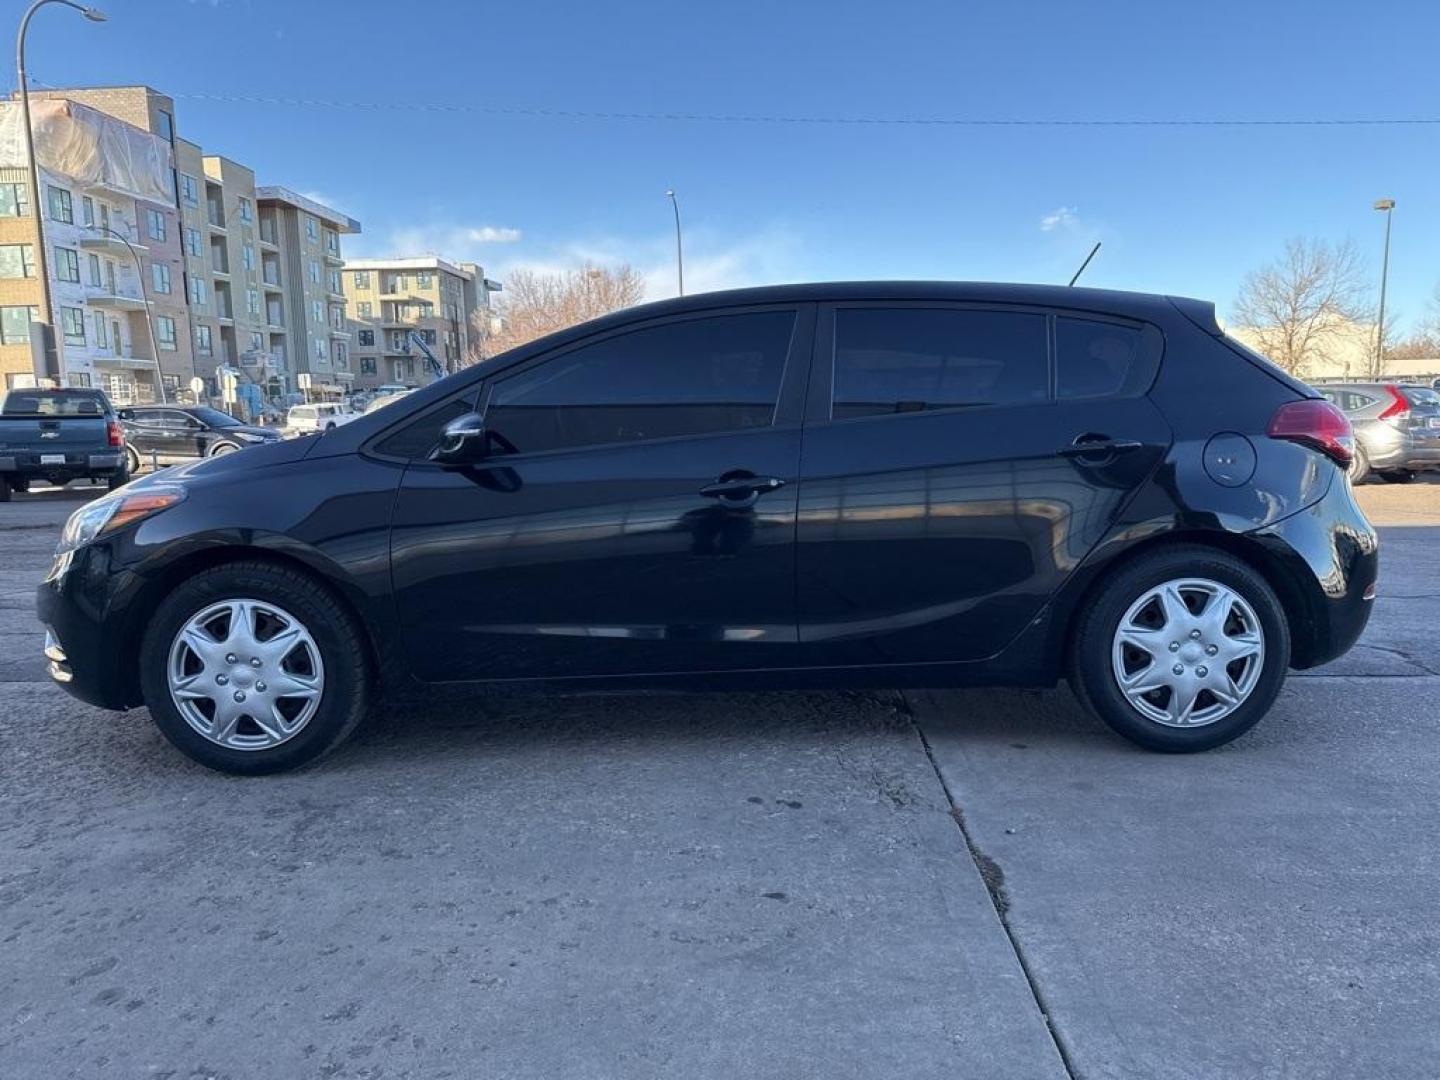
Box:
[117,408,134,421]
[429,411,488,464]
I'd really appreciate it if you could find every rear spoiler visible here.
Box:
[1166,295,1317,398]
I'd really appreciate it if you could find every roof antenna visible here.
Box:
[1068,241,1101,286]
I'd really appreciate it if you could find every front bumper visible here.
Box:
[36,544,145,710]
[1251,474,1379,669]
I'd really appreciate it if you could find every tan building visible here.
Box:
[343,256,497,391]
[4,85,360,408]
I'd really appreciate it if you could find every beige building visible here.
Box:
[1227,314,1439,383]
[343,256,497,391]
[3,85,360,407]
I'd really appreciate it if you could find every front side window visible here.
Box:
[61,306,85,345]
[55,247,81,283]
[485,310,795,456]
[1055,317,1144,400]
[47,185,72,223]
[0,244,34,278]
[831,307,1048,419]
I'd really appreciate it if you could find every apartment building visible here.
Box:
[0,97,193,402]
[344,256,497,391]
[4,85,360,405]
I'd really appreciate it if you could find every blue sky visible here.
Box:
[17,0,1440,329]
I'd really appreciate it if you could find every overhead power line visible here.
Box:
[159,90,1439,128]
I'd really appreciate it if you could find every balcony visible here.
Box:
[88,291,148,312]
[79,233,148,258]
[262,278,283,293]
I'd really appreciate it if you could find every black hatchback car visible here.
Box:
[118,404,281,471]
[37,283,1378,773]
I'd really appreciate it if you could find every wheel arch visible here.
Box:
[115,544,392,707]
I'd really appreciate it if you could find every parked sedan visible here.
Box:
[119,405,281,472]
[1315,382,1440,483]
[37,282,1378,774]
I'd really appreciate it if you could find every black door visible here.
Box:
[389,305,815,683]
[794,303,1172,667]
[125,407,174,464]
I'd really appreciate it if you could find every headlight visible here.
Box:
[235,431,266,442]
[56,485,187,553]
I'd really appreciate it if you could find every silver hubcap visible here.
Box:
[1111,577,1265,728]
[167,599,324,750]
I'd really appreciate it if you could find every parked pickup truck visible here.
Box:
[0,388,129,501]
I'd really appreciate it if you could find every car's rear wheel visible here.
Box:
[139,561,371,774]
[1069,546,1290,752]
[125,445,142,474]
[1348,445,1370,484]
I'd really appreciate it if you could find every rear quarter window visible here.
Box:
[1055,317,1151,400]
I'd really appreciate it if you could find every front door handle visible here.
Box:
[699,474,786,500]
[1058,437,1144,459]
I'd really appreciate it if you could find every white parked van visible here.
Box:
[286,402,359,434]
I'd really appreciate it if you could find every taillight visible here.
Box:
[1377,384,1410,422]
[107,420,124,447]
[1267,398,1353,468]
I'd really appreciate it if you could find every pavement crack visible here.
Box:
[901,689,1077,1080]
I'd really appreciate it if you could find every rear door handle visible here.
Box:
[1058,438,1144,458]
[700,475,786,499]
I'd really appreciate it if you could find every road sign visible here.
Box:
[296,373,312,389]
[189,377,205,398]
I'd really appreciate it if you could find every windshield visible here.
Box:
[0,391,107,417]
[189,406,242,427]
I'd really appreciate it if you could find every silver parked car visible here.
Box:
[1316,382,1440,483]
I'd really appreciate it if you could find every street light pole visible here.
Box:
[14,0,108,385]
[89,225,166,404]
[1373,197,1396,378]
[665,188,684,296]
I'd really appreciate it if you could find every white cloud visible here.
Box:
[465,226,522,244]
[1039,206,1080,233]
[349,222,525,263]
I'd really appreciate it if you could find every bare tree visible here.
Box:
[1232,238,1371,377]
[470,263,645,362]
[1390,285,1440,362]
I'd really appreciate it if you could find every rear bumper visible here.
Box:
[1250,475,1379,669]
[1363,431,1440,471]
[1,451,125,478]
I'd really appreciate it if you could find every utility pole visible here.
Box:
[1372,198,1396,378]
[665,189,684,296]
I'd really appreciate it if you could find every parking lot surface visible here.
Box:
[2,477,1438,1078]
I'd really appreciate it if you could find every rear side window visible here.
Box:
[1403,387,1440,407]
[832,308,1048,419]
[1,391,105,416]
[1056,318,1143,400]
[485,310,796,455]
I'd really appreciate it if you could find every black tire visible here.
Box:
[107,468,129,492]
[10,477,28,493]
[1348,445,1370,485]
[138,561,372,774]
[1378,469,1414,484]
[0,475,10,502]
[125,446,142,474]
[1068,545,1291,753]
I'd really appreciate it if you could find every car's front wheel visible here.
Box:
[139,561,371,774]
[1069,546,1290,752]
[209,441,241,456]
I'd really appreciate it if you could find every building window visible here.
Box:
[360,356,376,375]
[87,253,101,286]
[98,202,109,231]
[356,301,371,318]
[335,342,348,367]
[1,305,39,344]
[156,315,177,351]
[61,306,86,345]
[358,329,375,346]
[146,208,166,242]
[156,110,174,141]
[93,312,108,349]
[0,183,29,217]
[313,337,329,361]
[308,258,320,284]
[180,174,200,206]
[81,196,95,227]
[194,324,213,356]
[416,271,433,289]
[0,244,35,278]
[190,276,208,306]
[151,263,172,294]
[242,243,255,271]
[185,227,202,258]
[249,331,263,352]
[328,269,342,293]
[247,287,260,316]
[55,247,81,283]
[389,331,407,351]
[47,186,73,223]
[238,197,253,223]
[324,229,339,255]
[305,215,318,241]
[312,300,324,324]
[352,270,369,288]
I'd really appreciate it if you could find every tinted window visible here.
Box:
[375,395,476,460]
[832,308,1047,419]
[485,311,795,455]
[1403,387,1440,408]
[130,408,166,426]
[1056,318,1141,400]
[1,390,105,416]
